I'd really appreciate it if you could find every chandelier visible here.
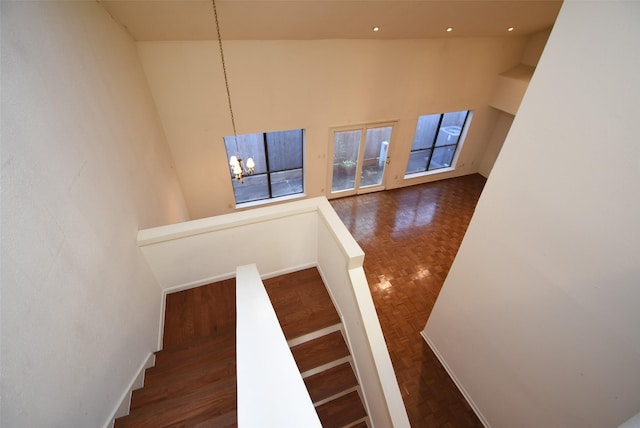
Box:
[211,0,254,183]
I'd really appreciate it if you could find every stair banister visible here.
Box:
[235,263,321,427]
[135,197,410,427]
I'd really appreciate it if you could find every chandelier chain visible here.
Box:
[211,0,239,151]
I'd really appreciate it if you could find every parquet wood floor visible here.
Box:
[330,174,486,428]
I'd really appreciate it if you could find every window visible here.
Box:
[224,129,304,204]
[405,110,469,174]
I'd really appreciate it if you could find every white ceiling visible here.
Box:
[99,0,563,41]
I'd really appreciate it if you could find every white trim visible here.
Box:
[104,352,156,428]
[330,119,400,131]
[155,262,317,350]
[259,262,318,281]
[157,292,166,351]
[287,323,342,348]
[235,192,307,210]
[420,330,490,428]
[300,356,353,379]
[137,197,324,246]
[162,273,235,295]
[327,121,397,200]
[313,385,359,407]
[403,166,456,180]
[344,417,370,428]
[392,167,471,191]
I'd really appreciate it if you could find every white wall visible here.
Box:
[424,1,640,427]
[138,203,319,292]
[1,2,189,427]
[137,37,527,218]
[521,28,552,67]
[488,65,534,115]
[478,110,514,178]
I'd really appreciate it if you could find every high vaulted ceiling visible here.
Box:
[99,0,563,41]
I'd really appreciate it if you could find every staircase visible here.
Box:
[114,269,369,427]
[264,268,369,427]
[114,279,237,427]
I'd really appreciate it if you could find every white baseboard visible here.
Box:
[162,272,237,295]
[104,352,156,428]
[157,273,236,350]
[259,262,317,280]
[420,331,490,428]
[156,262,317,350]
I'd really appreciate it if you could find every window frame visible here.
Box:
[404,110,470,176]
[327,120,396,199]
[224,128,305,207]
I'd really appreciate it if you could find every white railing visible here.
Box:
[137,197,410,428]
[235,263,320,427]
[316,201,410,428]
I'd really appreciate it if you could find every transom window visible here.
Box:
[405,110,469,174]
[224,129,304,204]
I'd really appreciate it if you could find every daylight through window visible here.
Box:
[224,129,304,204]
[405,110,469,174]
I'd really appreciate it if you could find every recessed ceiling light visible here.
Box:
[446,27,453,32]
[373,26,380,32]
[507,27,515,32]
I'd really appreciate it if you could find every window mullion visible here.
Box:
[263,132,274,198]
[426,114,445,171]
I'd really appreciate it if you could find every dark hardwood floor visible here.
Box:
[115,279,237,427]
[330,174,486,427]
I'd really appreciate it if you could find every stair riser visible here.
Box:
[115,381,236,427]
[144,349,235,385]
[304,362,359,403]
[131,364,236,410]
[154,336,235,366]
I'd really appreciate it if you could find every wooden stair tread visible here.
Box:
[264,269,368,425]
[115,377,236,428]
[163,278,236,349]
[169,409,237,428]
[263,267,340,340]
[316,390,367,428]
[304,362,358,403]
[154,331,235,367]
[118,271,369,428]
[349,422,368,428]
[131,360,235,410]
[144,346,235,387]
[291,331,350,373]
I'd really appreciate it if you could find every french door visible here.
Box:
[328,122,395,198]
